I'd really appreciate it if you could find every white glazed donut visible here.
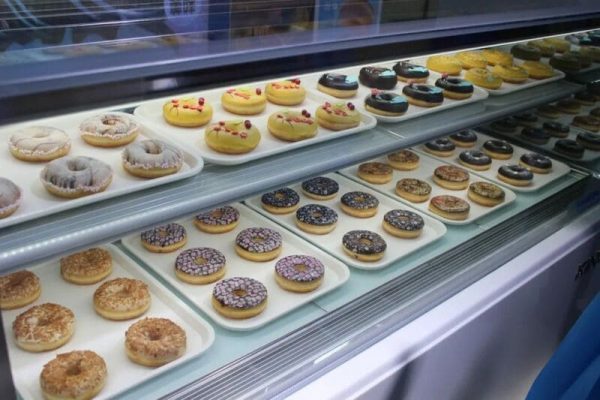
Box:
[0,178,21,219]
[79,113,140,147]
[40,156,113,198]
[9,126,71,162]
[122,139,183,178]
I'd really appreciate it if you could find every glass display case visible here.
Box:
[1,2,600,399]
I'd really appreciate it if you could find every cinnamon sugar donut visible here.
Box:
[125,317,186,367]
[13,303,75,352]
[60,248,112,285]
[93,278,150,320]
[0,270,41,309]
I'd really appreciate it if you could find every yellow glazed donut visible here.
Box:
[464,68,503,89]
[221,87,267,115]
[265,79,306,105]
[426,55,462,75]
[491,64,529,84]
[268,110,317,141]
[528,40,556,57]
[205,120,261,154]
[544,37,570,53]
[163,97,213,127]
[481,48,513,66]
[521,61,555,79]
[316,102,361,131]
[456,51,487,69]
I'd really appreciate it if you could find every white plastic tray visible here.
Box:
[0,111,203,229]
[339,152,517,225]
[133,86,376,165]
[416,131,571,192]
[301,61,488,123]
[121,204,350,331]
[1,244,215,400]
[245,173,446,270]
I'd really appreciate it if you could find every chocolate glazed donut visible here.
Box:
[520,153,552,173]
[498,165,534,183]
[402,83,444,106]
[435,76,474,99]
[359,67,397,90]
[364,91,408,115]
[555,139,585,158]
[318,73,359,91]
[393,61,430,82]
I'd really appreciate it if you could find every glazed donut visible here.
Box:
[163,97,213,127]
[274,255,325,292]
[382,209,424,238]
[212,277,268,319]
[141,223,187,253]
[464,68,503,90]
[511,44,542,61]
[482,139,514,160]
[497,165,534,186]
[434,76,474,100]
[316,102,361,131]
[13,303,75,352]
[424,137,456,157]
[449,130,478,147]
[387,149,420,170]
[576,132,600,151]
[492,64,529,84]
[0,270,40,310]
[40,156,113,199]
[221,87,267,115]
[9,126,71,162]
[481,48,513,66]
[122,139,183,178]
[359,67,397,90]
[343,230,386,262]
[267,110,317,142]
[554,139,585,158]
[301,176,339,200]
[528,40,556,57]
[395,178,431,203]
[428,195,470,220]
[513,112,538,127]
[490,118,518,133]
[40,350,107,400]
[175,247,226,284]
[459,150,492,171]
[340,191,379,218]
[93,278,151,320]
[79,113,139,147]
[364,91,408,116]
[194,206,240,233]
[573,91,596,106]
[402,83,444,107]
[125,317,186,367]
[572,115,600,132]
[543,122,570,138]
[521,61,555,79]
[317,73,359,98]
[261,187,300,214]
[519,152,553,174]
[537,104,561,119]
[549,54,581,73]
[393,61,429,83]
[357,162,393,184]
[204,120,261,154]
[235,227,282,262]
[265,79,306,106]
[60,248,112,285]
[295,204,338,234]
[426,55,462,75]
[467,182,505,207]
[433,165,470,190]
[456,51,488,69]
[0,178,21,219]
[555,99,581,114]
[544,37,571,53]
[520,127,551,145]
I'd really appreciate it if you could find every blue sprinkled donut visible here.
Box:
[141,223,187,253]
[383,209,424,238]
[342,230,387,261]
[275,255,325,292]
[301,176,339,199]
[261,188,300,213]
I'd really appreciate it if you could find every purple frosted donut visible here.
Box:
[275,255,324,282]
[175,247,225,276]
[235,227,282,253]
[213,277,267,309]
[141,223,186,248]
[342,230,387,255]
[195,206,240,227]
[261,188,299,209]
[296,204,338,226]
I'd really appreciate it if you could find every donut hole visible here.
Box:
[37,317,52,327]
[66,361,82,377]
[233,289,247,297]
[310,211,323,219]
[66,160,87,172]
[251,236,265,244]
[355,196,366,203]
[33,133,49,139]
[194,257,207,265]
[158,230,168,238]
[103,117,118,126]
[147,329,162,341]
[293,264,308,272]
[359,238,373,246]
[211,210,224,218]
[274,193,286,200]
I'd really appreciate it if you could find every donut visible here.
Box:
[464,68,503,90]
[93,278,151,320]
[204,120,261,154]
[393,61,429,83]
[482,139,514,160]
[141,223,187,253]
[0,178,21,219]
[382,209,424,238]
[511,44,542,61]
[456,51,488,69]
[520,127,551,145]
[573,91,596,106]
[212,277,268,319]
[0,270,40,310]
[543,122,570,138]
[235,227,282,262]
[40,156,113,199]
[537,104,561,119]
[9,126,71,162]
[316,102,361,131]
[295,204,338,234]
[40,350,107,400]
[554,139,585,158]
[60,248,112,285]
[125,317,186,367]
[395,178,431,203]
[402,83,444,107]
[434,76,474,100]
[428,195,470,220]
[580,46,600,63]
[513,112,539,127]
[519,152,553,174]
[459,150,492,171]
[274,255,325,292]
[467,182,505,207]
[267,110,317,142]
[340,191,379,218]
[387,149,419,170]
[265,79,306,106]
[221,87,266,115]
[426,55,462,75]
[122,139,183,178]
[521,61,555,79]
[359,67,397,90]
[424,137,456,157]
[317,73,359,98]
[549,54,581,73]
[572,115,600,132]
[194,206,240,233]
[301,176,339,200]
[576,132,600,151]
[342,230,387,262]
[528,40,556,57]
[357,162,393,184]
[497,165,534,186]
[79,113,139,147]
[261,187,300,214]
[555,99,581,114]
[481,48,513,66]
[491,64,529,84]
[163,97,213,127]
[175,247,226,284]
[433,165,470,190]
[449,130,478,147]
[564,51,592,68]
[364,91,408,116]
[490,118,518,133]
[13,303,75,352]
